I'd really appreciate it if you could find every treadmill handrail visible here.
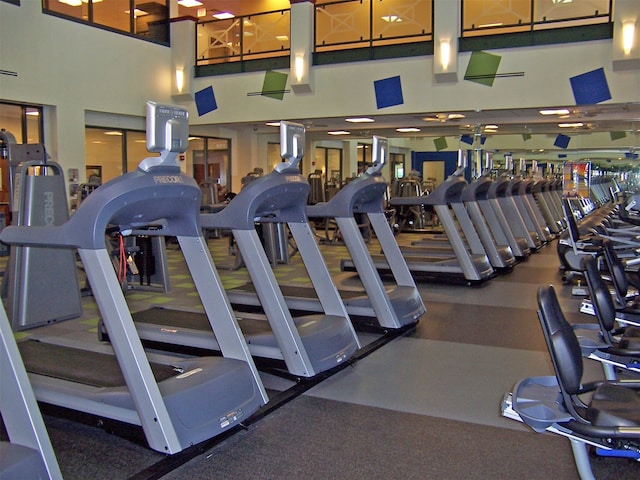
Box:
[306,174,387,218]
[200,170,310,230]
[0,165,202,249]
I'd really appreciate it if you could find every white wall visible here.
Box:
[185,40,640,125]
[0,2,173,180]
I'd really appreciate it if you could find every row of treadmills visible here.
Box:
[503,180,640,480]
[341,162,567,283]
[0,100,590,479]
[0,103,429,478]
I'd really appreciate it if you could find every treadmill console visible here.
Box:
[146,101,189,154]
[277,121,305,172]
[366,135,387,175]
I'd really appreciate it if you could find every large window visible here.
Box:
[42,0,170,44]
[191,136,231,203]
[462,0,612,37]
[0,102,43,145]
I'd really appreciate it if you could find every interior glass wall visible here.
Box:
[42,0,170,43]
[191,136,231,202]
[462,0,611,37]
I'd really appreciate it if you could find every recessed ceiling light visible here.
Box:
[396,127,421,132]
[104,131,123,136]
[265,122,280,127]
[276,35,289,41]
[328,131,350,135]
[177,0,203,7]
[345,117,375,123]
[484,125,499,129]
[539,108,571,115]
[381,15,402,23]
[213,12,235,19]
[559,122,583,128]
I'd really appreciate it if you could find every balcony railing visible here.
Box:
[196,9,291,66]
[461,0,612,37]
[315,0,433,52]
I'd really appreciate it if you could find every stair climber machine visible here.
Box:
[356,151,494,284]
[123,121,360,379]
[225,135,424,332]
[0,101,267,454]
[0,140,82,330]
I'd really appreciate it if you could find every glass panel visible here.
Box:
[93,0,131,32]
[462,0,532,35]
[0,103,23,142]
[316,0,371,49]
[190,137,206,184]
[206,137,230,193]
[24,107,42,144]
[197,18,243,62]
[243,10,290,57]
[43,0,89,20]
[134,0,169,42]
[126,130,151,173]
[533,0,610,23]
[372,0,432,41]
[85,127,123,183]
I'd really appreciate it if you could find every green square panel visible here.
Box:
[610,131,626,141]
[262,71,288,100]
[434,137,448,151]
[464,51,501,87]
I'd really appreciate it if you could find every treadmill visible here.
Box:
[460,177,516,269]
[0,299,62,479]
[508,177,551,244]
[487,177,540,253]
[0,102,267,454]
[226,135,424,330]
[347,173,494,283]
[131,121,360,378]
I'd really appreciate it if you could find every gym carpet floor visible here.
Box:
[4,232,640,480]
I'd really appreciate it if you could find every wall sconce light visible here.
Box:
[440,40,451,70]
[175,67,185,93]
[622,20,635,55]
[294,54,305,83]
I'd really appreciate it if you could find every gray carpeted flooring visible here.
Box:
[6,234,640,479]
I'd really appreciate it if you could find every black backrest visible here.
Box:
[601,239,630,306]
[562,199,581,247]
[581,256,617,341]
[537,285,584,397]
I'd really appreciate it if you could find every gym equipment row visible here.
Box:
[342,154,566,284]
[0,103,426,477]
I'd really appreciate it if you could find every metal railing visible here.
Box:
[196,9,291,66]
[315,0,433,51]
[461,0,612,37]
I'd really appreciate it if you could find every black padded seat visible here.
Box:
[589,383,640,427]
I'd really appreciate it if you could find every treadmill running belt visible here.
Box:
[18,340,178,388]
[133,307,210,331]
[230,283,365,300]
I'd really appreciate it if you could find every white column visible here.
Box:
[290,1,314,93]
[433,0,459,83]
[613,0,640,70]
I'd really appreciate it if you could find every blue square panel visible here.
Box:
[195,86,218,116]
[460,134,473,145]
[374,76,404,109]
[569,68,611,105]
[554,134,571,149]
